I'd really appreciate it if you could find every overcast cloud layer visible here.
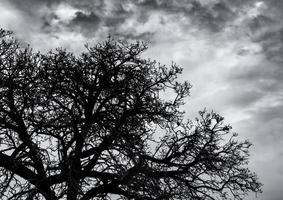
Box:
[1,0,283,199]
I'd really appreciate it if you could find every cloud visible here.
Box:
[243,1,283,65]
[8,0,59,12]
[2,0,258,41]
[67,11,101,37]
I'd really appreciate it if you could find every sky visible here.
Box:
[0,0,283,199]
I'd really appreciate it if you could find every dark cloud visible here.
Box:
[135,0,180,13]
[68,0,105,12]
[248,15,275,34]
[102,2,134,32]
[133,0,237,32]
[243,1,283,64]
[132,0,261,33]
[68,11,101,37]
[2,0,261,40]
[264,0,283,10]
[189,1,235,32]
[259,29,283,63]
[226,0,255,7]
[41,12,60,33]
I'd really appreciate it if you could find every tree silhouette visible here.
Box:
[0,29,261,200]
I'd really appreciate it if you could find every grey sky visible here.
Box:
[1,0,283,199]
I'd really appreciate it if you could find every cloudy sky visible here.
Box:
[1,0,283,199]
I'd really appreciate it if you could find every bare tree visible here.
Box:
[0,29,262,200]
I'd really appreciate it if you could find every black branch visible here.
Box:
[0,29,262,200]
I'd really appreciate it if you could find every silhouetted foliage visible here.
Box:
[0,29,262,200]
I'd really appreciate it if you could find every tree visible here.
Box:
[0,28,261,200]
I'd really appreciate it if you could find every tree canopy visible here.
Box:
[0,29,262,200]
